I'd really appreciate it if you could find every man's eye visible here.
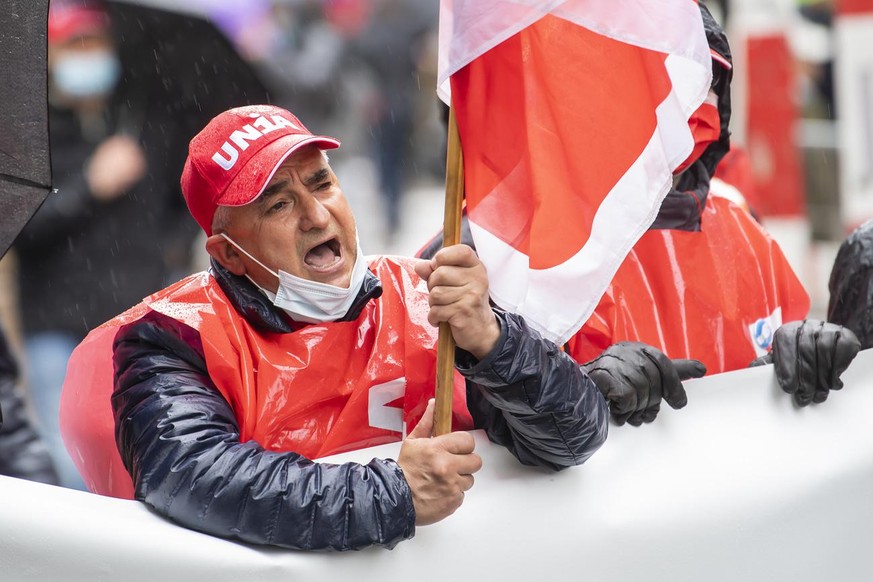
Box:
[316,182,331,191]
[268,201,287,213]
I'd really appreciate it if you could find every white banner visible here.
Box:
[3,350,873,581]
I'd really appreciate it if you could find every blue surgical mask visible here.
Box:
[52,50,121,99]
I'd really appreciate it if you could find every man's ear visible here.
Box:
[205,234,247,276]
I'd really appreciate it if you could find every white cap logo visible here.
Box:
[211,114,303,171]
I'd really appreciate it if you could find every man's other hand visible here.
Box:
[397,399,482,526]
[583,342,705,426]
[751,319,861,406]
[414,245,500,360]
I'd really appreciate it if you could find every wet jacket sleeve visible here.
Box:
[111,311,415,551]
[0,330,60,485]
[458,311,609,471]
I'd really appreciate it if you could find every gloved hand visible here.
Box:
[750,319,861,406]
[583,342,706,426]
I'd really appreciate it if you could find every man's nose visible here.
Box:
[298,194,331,231]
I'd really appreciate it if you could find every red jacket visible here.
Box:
[566,195,810,372]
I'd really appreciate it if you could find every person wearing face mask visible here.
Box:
[11,0,199,489]
[420,4,860,426]
[57,104,609,551]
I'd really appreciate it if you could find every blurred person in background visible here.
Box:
[350,0,438,243]
[12,0,198,489]
[792,0,836,118]
[0,323,60,486]
[237,0,346,136]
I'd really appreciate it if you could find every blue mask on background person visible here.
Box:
[52,50,121,99]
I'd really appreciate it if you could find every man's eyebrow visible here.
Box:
[260,179,288,200]
[303,168,330,187]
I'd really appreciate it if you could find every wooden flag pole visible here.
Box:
[434,105,465,436]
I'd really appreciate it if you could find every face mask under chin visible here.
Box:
[219,233,368,323]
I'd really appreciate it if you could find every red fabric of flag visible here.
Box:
[453,16,671,269]
[439,0,712,344]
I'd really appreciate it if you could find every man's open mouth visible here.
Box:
[304,237,342,269]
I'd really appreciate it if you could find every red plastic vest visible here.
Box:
[566,195,810,373]
[60,256,472,498]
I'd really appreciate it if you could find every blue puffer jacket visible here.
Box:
[111,260,608,551]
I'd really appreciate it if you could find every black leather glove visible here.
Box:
[750,319,861,406]
[583,342,706,426]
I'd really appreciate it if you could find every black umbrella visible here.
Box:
[0,0,51,259]
[105,0,274,144]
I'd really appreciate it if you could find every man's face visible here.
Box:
[223,146,358,289]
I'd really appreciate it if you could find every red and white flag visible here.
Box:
[438,0,712,344]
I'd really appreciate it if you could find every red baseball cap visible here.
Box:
[181,105,341,234]
[48,1,111,44]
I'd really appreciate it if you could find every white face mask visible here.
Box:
[220,233,368,324]
[52,50,121,99]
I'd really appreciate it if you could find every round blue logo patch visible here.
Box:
[753,318,774,351]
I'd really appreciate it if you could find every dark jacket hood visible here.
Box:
[651,2,733,231]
